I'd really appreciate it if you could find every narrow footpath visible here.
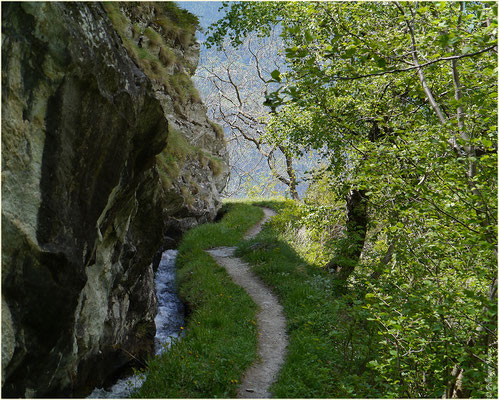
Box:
[206,208,288,398]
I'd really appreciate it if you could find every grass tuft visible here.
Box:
[208,158,224,177]
[103,2,200,103]
[143,26,163,46]
[208,120,225,140]
[168,73,201,104]
[154,2,199,31]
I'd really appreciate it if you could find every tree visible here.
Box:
[208,1,497,396]
[197,31,302,199]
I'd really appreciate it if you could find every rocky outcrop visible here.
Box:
[1,2,227,397]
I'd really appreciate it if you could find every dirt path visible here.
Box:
[206,208,287,398]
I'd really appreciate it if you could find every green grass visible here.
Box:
[208,120,225,140]
[154,2,199,31]
[135,198,381,397]
[235,199,382,398]
[134,202,264,398]
[155,127,223,191]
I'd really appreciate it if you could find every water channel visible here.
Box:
[88,250,184,398]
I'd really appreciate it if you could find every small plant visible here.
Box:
[168,73,201,104]
[158,46,176,67]
[208,158,224,177]
[155,2,199,30]
[143,27,163,46]
[208,120,225,140]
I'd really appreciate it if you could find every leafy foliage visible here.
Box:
[209,2,497,397]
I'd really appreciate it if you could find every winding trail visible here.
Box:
[206,208,287,398]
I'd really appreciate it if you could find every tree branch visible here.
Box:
[395,1,447,123]
[332,45,496,81]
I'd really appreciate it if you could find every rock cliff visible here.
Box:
[1,2,227,397]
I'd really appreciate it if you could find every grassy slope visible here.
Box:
[237,199,381,398]
[136,198,380,398]
[134,202,264,398]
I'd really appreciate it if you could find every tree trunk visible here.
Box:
[327,189,368,280]
[284,151,300,201]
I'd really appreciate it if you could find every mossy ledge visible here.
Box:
[103,2,201,104]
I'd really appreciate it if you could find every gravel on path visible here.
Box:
[206,208,287,398]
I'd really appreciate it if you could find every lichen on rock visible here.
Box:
[1,2,227,397]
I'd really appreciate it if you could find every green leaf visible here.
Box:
[376,58,387,68]
[482,138,493,148]
[342,47,356,59]
[271,69,281,82]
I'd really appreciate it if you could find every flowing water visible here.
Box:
[88,250,184,398]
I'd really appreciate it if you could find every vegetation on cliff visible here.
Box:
[103,2,201,104]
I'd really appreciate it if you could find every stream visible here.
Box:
[88,250,184,398]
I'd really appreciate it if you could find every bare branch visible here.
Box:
[226,67,243,107]
[248,38,268,85]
